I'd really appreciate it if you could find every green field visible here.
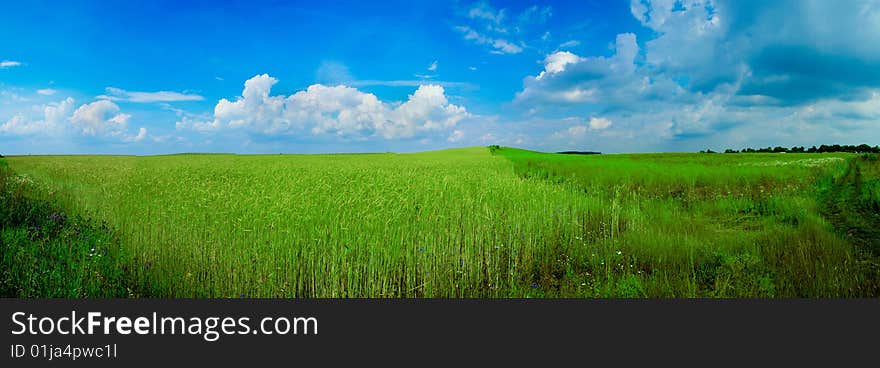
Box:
[1,147,878,297]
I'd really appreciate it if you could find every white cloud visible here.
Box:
[97,87,204,103]
[0,96,152,143]
[428,60,438,71]
[559,40,580,49]
[1,95,146,143]
[391,84,468,137]
[536,51,584,79]
[629,0,880,99]
[0,60,22,68]
[468,1,505,24]
[490,39,523,54]
[516,33,670,108]
[568,125,587,136]
[347,79,476,89]
[315,61,353,85]
[124,127,148,142]
[70,100,131,136]
[179,74,470,140]
[505,0,880,153]
[36,88,57,96]
[549,117,611,141]
[1,115,34,134]
[457,1,552,55]
[0,90,29,103]
[629,0,650,24]
[518,5,552,25]
[630,0,732,91]
[456,26,523,54]
[589,117,612,130]
[448,129,465,142]
[0,97,74,136]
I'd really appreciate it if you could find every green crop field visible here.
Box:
[1,147,878,297]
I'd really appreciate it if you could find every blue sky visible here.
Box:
[2,0,880,154]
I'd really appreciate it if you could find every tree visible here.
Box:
[719,144,878,154]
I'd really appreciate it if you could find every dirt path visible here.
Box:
[820,155,880,295]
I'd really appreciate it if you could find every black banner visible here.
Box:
[1,299,877,366]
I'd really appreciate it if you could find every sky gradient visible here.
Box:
[2,0,879,154]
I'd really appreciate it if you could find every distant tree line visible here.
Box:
[699,144,880,154]
[558,151,602,155]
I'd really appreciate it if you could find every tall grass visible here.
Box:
[0,159,132,297]
[3,147,877,297]
[499,148,878,297]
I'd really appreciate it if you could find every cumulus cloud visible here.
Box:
[511,0,880,151]
[178,74,470,140]
[71,100,132,136]
[0,97,74,136]
[632,0,880,102]
[1,95,147,143]
[37,88,57,96]
[535,51,584,80]
[125,127,148,142]
[97,87,204,103]
[516,33,681,108]
[428,60,438,72]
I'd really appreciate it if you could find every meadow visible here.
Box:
[1,147,878,297]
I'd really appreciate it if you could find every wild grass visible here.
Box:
[0,159,132,297]
[2,147,877,297]
[499,148,879,297]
